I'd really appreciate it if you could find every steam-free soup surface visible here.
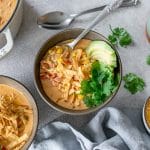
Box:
[40,39,92,110]
[0,84,33,150]
[0,0,17,29]
[145,98,150,128]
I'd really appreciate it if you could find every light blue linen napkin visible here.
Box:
[29,107,150,150]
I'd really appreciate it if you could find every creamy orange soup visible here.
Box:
[145,98,150,128]
[40,39,92,110]
[0,0,17,29]
[0,84,33,150]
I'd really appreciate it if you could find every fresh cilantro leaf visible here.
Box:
[81,61,120,108]
[146,55,150,65]
[123,73,145,94]
[108,25,132,47]
[108,35,117,46]
[90,81,98,90]
[84,96,94,107]
[81,80,92,94]
[119,32,132,47]
[111,27,122,36]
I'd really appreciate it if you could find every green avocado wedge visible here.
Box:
[86,41,117,68]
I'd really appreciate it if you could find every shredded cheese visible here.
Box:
[0,94,32,149]
[40,45,93,108]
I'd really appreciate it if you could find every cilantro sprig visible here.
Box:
[81,61,119,108]
[108,25,132,47]
[123,73,145,94]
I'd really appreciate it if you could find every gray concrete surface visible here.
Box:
[0,0,150,138]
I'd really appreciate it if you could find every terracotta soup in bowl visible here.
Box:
[145,98,150,128]
[40,39,120,110]
[0,84,33,149]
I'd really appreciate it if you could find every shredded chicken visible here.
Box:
[40,45,93,108]
[0,94,32,150]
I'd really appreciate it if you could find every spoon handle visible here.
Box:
[71,0,139,18]
[68,0,123,48]
[71,5,106,18]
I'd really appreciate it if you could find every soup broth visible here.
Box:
[145,98,150,128]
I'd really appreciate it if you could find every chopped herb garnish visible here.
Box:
[81,61,119,107]
[108,25,132,47]
[146,55,150,65]
[123,73,145,94]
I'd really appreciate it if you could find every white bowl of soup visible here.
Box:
[0,75,38,150]
[0,0,23,59]
[34,28,122,115]
[143,97,150,134]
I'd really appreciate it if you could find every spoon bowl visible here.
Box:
[37,11,74,29]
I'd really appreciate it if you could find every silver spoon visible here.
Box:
[37,0,139,30]
[66,0,124,50]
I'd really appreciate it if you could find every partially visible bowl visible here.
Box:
[146,17,150,42]
[143,97,150,134]
[34,28,122,115]
[0,0,23,59]
[0,75,38,149]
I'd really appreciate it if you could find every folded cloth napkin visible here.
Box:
[29,107,150,150]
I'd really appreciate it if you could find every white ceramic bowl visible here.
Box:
[0,75,38,149]
[142,97,150,134]
[0,0,23,59]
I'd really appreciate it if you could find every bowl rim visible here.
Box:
[34,28,122,115]
[0,75,39,149]
[142,97,150,134]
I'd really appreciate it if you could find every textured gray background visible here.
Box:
[0,0,150,137]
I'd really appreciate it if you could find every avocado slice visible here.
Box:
[86,41,117,67]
